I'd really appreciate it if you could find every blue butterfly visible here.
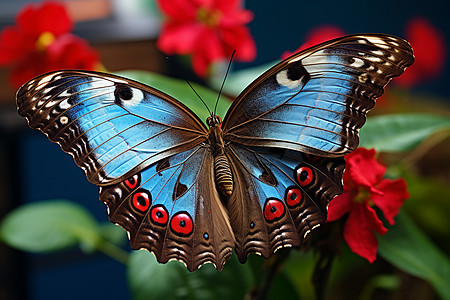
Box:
[16,34,414,271]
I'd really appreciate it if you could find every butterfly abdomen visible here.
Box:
[214,154,233,197]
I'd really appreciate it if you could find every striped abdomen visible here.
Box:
[214,154,233,197]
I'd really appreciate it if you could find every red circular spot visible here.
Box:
[150,205,168,225]
[263,198,285,222]
[132,192,150,212]
[286,188,303,208]
[124,174,139,189]
[296,166,314,186]
[170,212,193,236]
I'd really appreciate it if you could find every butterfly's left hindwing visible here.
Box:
[100,145,235,271]
[16,71,208,185]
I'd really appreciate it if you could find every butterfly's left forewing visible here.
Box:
[16,70,208,185]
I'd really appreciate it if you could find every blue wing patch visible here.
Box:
[16,71,208,185]
[223,34,414,156]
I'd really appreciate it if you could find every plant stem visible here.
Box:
[402,130,449,168]
[96,240,130,265]
[252,248,291,300]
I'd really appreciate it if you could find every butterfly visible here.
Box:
[16,34,414,271]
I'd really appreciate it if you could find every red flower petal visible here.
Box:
[191,28,224,76]
[371,178,409,225]
[9,52,49,88]
[157,22,202,54]
[47,34,98,69]
[395,17,445,87]
[220,8,254,26]
[215,0,242,12]
[302,25,346,49]
[344,202,387,263]
[346,148,386,193]
[220,25,256,61]
[8,34,98,88]
[1,1,98,88]
[156,0,196,21]
[329,146,408,262]
[0,26,34,65]
[282,25,345,59]
[326,191,354,222]
[156,0,256,77]
[17,2,72,37]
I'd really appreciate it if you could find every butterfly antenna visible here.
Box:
[165,56,212,116]
[184,79,212,116]
[213,50,236,117]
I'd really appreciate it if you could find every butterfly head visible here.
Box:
[206,115,222,128]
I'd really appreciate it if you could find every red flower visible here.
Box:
[156,0,256,77]
[327,148,409,262]
[395,17,446,87]
[281,25,345,59]
[0,2,99,88]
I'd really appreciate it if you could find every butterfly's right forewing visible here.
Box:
[222,34,414,157]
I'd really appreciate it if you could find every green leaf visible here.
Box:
[284,252,316,299]
[115,70,232,123]
[267,271,301,300]
[378,213,450,300]
[128,250,253,300]
[99,222,127,246]
[210,61,277,96]
[0,200,101,253]
[358,274,400,300]
[400,171,450,244]
[359,114,450,152]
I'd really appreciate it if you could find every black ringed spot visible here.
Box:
[114,84,133,101]
[263,198,285,222]
[170,211,193,236]
[295,165,314,187]
[285,186,303,208]
[150,205,168,225]
[124,173,140,189]
[131,188,151,212]
[287,66,304,81]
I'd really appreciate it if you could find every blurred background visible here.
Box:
[0,0,448,299]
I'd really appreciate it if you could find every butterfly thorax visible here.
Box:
[207,115,233,197]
